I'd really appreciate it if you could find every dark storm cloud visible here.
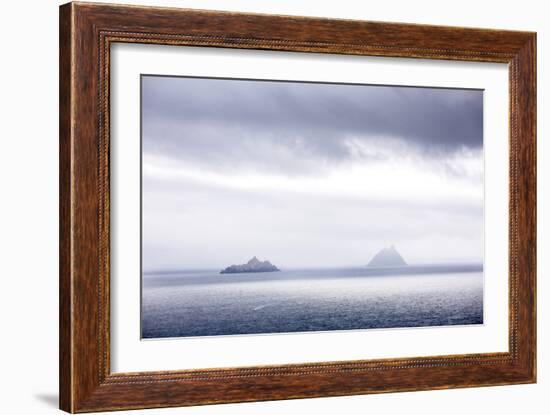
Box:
[142,75,482,171]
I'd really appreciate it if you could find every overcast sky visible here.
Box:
[142,75,483,271]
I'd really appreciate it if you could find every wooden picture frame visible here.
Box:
[59,2,536,412]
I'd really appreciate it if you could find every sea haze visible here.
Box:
[141,264,483,338]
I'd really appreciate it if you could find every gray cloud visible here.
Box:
[142,75,482,174]
[141,75,483,270]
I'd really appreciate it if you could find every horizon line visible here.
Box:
[142,261,484,275]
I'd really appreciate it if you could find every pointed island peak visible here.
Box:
[221,257,280,274]
[367,245,407,267]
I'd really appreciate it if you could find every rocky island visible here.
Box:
[367,245,407,267]
[220,257,280,274]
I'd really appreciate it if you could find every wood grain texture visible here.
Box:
[59,3,73,411]
[59,2,537,412]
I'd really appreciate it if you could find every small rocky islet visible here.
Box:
[220,256,280,274]
[367,245,407,267]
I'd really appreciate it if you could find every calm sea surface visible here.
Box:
[141,265,483,339]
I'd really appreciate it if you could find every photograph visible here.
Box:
[140,75,485,339]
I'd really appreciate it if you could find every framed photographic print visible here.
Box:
[59,2,536,412]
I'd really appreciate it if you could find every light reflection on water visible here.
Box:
[141,266,483,339]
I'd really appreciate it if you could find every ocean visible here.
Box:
[141,264,483,339]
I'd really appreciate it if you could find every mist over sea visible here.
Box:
[141,264,483,339]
